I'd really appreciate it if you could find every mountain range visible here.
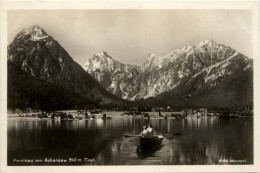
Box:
[83,40,253,109]
[8,25,253,111]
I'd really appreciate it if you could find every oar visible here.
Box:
[124,132,181,139]
[153,132,172,139]
[161,133,182,139]
[162,134,173,139]
[124,134,140,137]
[123,136,139,142]
[163,133,182,136]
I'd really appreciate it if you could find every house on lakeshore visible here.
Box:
[181,108,208,118]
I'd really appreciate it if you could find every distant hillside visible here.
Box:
[8,61,98,111]
[156,67,253,110]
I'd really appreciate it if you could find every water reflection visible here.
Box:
[137,145,162,159]
[8,117,253,165]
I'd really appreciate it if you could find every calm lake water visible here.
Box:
[8,114,253,165]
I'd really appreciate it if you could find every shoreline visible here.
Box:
[7,114,253,121]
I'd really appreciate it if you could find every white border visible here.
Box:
[1,1,259,173]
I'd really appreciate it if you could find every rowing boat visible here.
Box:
[139,135,163,149]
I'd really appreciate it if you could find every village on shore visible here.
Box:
[10,106,253,120]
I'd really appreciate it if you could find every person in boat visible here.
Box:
[141,126,148,138]
[147,124,156,138]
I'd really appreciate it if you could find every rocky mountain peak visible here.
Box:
[197,40,217,46]
[93,51,113,60]
[148,53,156,59]
[83,51,116,72]
[16,25,49,41]
[101,51,109,56]
[181,45,193,51]
[195,40,225,52]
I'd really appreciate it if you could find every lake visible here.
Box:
[8,113,253,165]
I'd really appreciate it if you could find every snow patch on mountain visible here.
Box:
[30,35,49,41]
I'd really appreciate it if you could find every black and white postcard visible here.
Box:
[0,1,259,173]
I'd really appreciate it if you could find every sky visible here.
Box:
[8,10,252,66]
